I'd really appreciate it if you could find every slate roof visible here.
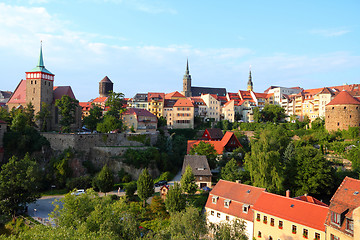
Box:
[253,191,329,231]
[326,90,360,106]
[205,180,265,221]
[191,86,227,97]
[181,155,212,176]
[325,177,360,235]
[133,93,148,101]
[124,108,157,118]
[203,128,224,140]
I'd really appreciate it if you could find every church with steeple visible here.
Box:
[7,43,81,131]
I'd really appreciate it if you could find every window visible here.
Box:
[226,216,229,221]
[330,234,339,240]
[331,212,341,225]
[210,211,214,216]
[292,225,297,234]
[212,196,218,204]
[224,199,231,208]
[314,232,320,240]
[263,216,267,224]
[278,220,283,229]
[242,204,249,213]
[270,218,274,226]
[217,213,220,218]
[303,229,308,238]
[346,218,354,232]
[269,236,273,240]
[256,213,260,221]
[257,231,261,238]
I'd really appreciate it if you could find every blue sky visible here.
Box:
[1,0,360,101]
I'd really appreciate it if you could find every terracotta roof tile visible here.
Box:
[165,91,185,99]
[327,91,360,106]
[205,180,265,221]
[7,80,27,104]
[92,97,108,103]
[174,98,194,107]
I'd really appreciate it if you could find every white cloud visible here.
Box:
[310,28,350,37]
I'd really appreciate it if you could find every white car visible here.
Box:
[71,189,85,196]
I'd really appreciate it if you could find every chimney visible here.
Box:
[286,190,290,198]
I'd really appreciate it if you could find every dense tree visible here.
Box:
[0,154,40,219]
[35,102,52,132]
[24,102,36,127]
[96,114,122,133]
[282,142,297,192]
[169,206,207,240]
[311,117,325,130]
[180,165,197,195]
[0,107,11,123]
[83,104,103,132]
[294,146,335,196]
[105,91,126,118]
[165,182,185,213]
[261,104,286,123]
[220,158,241,182]
[347,146,360,173]
[245,128,290,193]
[252,107,261,123]
[93,165,114,195]
[189,141,217,168]
[55,95,79,133]
[150,196,169,219]
[124,181,137,200]
[51,149,73,188]
[209,219,248,240]
[10,112,27,133]
[137,168,154,207]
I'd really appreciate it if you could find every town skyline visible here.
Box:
[1,1,360,101]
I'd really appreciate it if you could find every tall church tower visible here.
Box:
[25,43,54,114]
[247,67,253,92]
[99,76,113,97]
[182,59,192,97]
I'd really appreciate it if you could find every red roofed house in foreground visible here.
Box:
[122,108,157,132]
[205,180,265,239]
[325,176,360,240]
[187,131,242,155]
[6,44,81,131]
[253,191,328,240]
[325,90,360,132]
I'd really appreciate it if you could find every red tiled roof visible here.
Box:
[223,100,234,108]
[148,92,165,101]
[326,91,360,106]
[93,97,108,103]
[0,120,7,124]
[325,177,360,234]
[174,98,194,107]
[293,195,328,207]
[79,102,92,111]
[124,108,157,118]
[165,91,185,99]
[7,80,27,104]
[205,180,265,221]
[253,192,328,231]
[53,86,76,100]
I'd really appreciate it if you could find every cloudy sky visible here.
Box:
[1,0,360,101]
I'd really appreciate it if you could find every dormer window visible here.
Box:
[242,204,250,213]
[346,218,354,232]
[331,212,341,226]
[212,196,219,204]
[224,199,231,208]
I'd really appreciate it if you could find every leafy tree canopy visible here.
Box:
[189,141,217,169]
[180,165,197,195]
[93,165,114,195]
[165,182,185,213]
[83,104,103,132]
[55,95,79,133]
[137,168,154,207]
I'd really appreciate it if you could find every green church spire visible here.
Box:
[37,41,44,67]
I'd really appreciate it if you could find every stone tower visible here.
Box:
[99,76,113,97]
[325,90,360,132]
[247,68,253,92]
[25,43,54,114]
[182,59,192,97]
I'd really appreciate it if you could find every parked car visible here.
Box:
[154,180,167,187]
[71,189,85,196]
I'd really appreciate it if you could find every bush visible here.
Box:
[66,176,93,191]
[124,181,137,200]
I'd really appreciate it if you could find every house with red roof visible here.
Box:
[6,45,81,131]
[205,180,266,239]
[253,191,328,240]
[201,94,221,122]
[122,108,157,132]
[201,128,224,141]
[148,92,165,118]
[187,131,242,155]
[325,176,360,240]
[167,98,194,129]
[79,102,93,119]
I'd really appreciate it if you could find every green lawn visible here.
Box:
[41,188,68,197]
